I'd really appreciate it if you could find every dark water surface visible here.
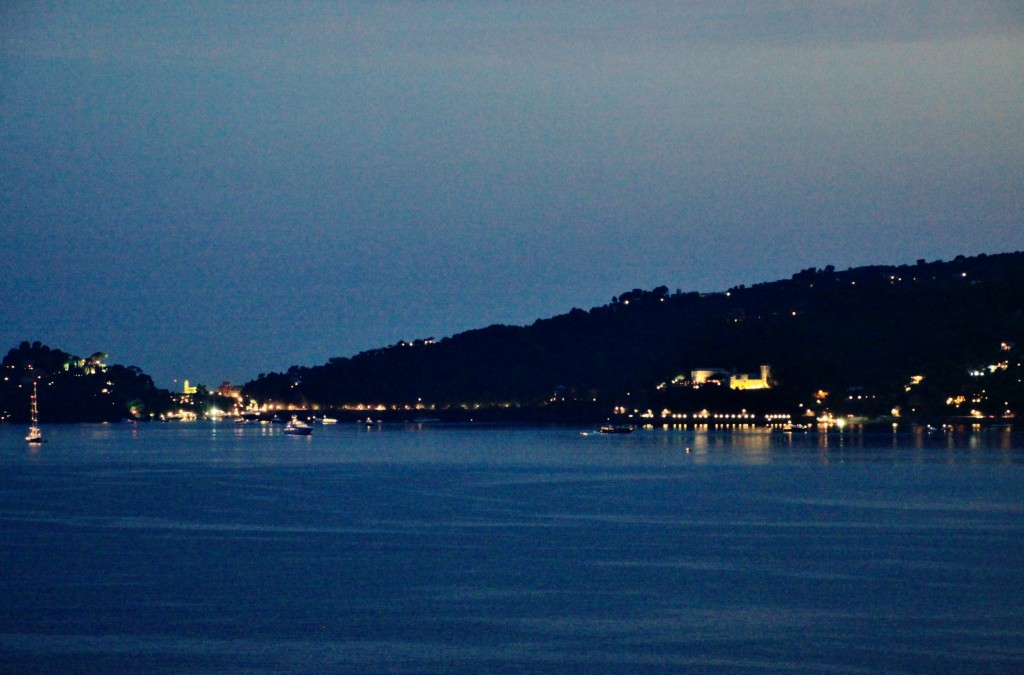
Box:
[2,423,1023,673]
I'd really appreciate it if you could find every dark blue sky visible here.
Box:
[3,1,1023,388]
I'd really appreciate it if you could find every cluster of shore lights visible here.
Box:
[259,403,311,412]
[160,410,198,421]
[262,401,506,413]
[633,410,792,422]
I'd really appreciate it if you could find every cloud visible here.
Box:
[4,2,1021,67]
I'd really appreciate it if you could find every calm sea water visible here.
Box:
[2,422,1023,673]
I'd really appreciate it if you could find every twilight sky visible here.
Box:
[3,1,1023,388]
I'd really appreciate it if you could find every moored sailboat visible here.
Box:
[26,382,43,443]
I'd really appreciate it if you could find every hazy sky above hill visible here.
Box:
[3,1,1023,387]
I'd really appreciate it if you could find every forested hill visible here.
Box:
[242,252,1024,416]
[0,343,173,423]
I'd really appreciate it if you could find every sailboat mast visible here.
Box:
[26,381,43,443]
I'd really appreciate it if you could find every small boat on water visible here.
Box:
[599,424,634,434]
[319,416,338,425]
[26,382,44,443]
[284,416,312,436]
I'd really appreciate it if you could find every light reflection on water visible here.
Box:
[3,421,1024,467]
[1,423,1023,672]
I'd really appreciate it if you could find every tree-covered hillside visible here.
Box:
[243,252,1024,420]
[1,342,175,423]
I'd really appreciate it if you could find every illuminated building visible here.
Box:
[689,365,772,390]
[729,365,772,390]
[217,381,243,398]
[690,368,731,385]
